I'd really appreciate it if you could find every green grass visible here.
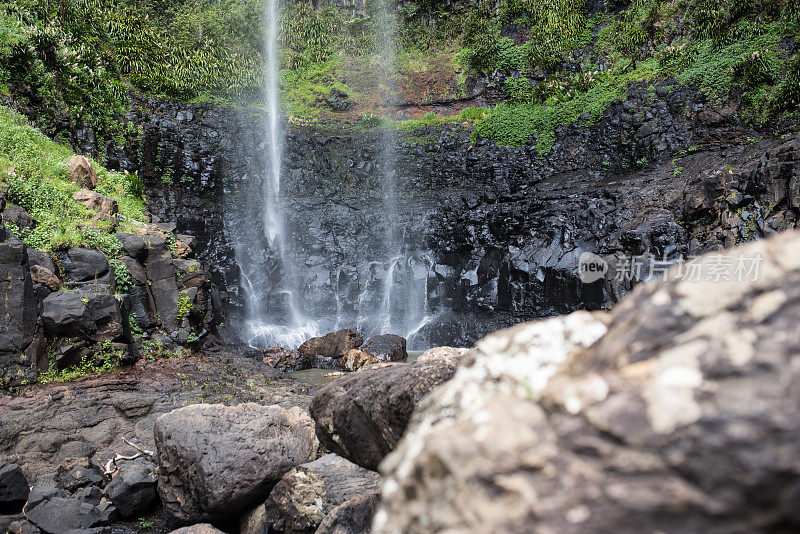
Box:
[472,58,660,151]
[38,341,123,384]
[0,106,145,255]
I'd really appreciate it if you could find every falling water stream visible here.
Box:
[228,0,434,350]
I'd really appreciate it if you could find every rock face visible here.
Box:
[0,229,37,387]
[154,403,319,524]
[264,453,380,533]
[0,462,29,514]
[67,155,98,189]
[309,348,467,470]
[298,330,363,358]
[375,232,800,533]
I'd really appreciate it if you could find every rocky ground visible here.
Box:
[2,231,799,533]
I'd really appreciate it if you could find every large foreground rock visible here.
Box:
[375,232,800,533]
[309,347,467,470]
[264,453,380,533]
[154,403,319,524]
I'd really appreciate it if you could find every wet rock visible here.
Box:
[0,461,29,513]
[299,329,363,358]
[41,290,131,343]
[375,232,800,533]
[62,248,110,282]
[68,155,98,189]
[316,493,380,534]
[103,457,157,518]
[154,403,319,524]
[309,350,466,470]
[30,264,60,291]
[2,203,36,230]
[263,347,313,372]
[264,453,381,533]
[168,525,225,534]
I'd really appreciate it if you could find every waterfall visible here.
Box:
[229,0,319,349]
[369,0,433,343]
[227,0,433,351]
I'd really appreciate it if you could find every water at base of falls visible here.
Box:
[227,0,434,351]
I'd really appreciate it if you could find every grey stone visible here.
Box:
[154,403,319,523]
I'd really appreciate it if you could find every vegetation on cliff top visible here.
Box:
[0,0,798,150]
[0,105,145,255]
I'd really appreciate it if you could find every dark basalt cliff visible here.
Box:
[88,85,799,347]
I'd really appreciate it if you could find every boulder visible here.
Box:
[103,457,157,518]
[316,494,380,534]
[41,291,130,343]
[309,350,466,470]
[263,347,313,372]
[62,248,109,282]
[154,403,319,524]
[30,264,60,292]
[168,525,225,534]
[374,232,800,533]
[0,462,29,514]
[114,233,147,260]
[358,334,407,362]
[68,155,98,189]
[264,453,381,533]
[299,329,363,358]
[2,203,36,230]
[72,190,118,220]
[26,249,56,274]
